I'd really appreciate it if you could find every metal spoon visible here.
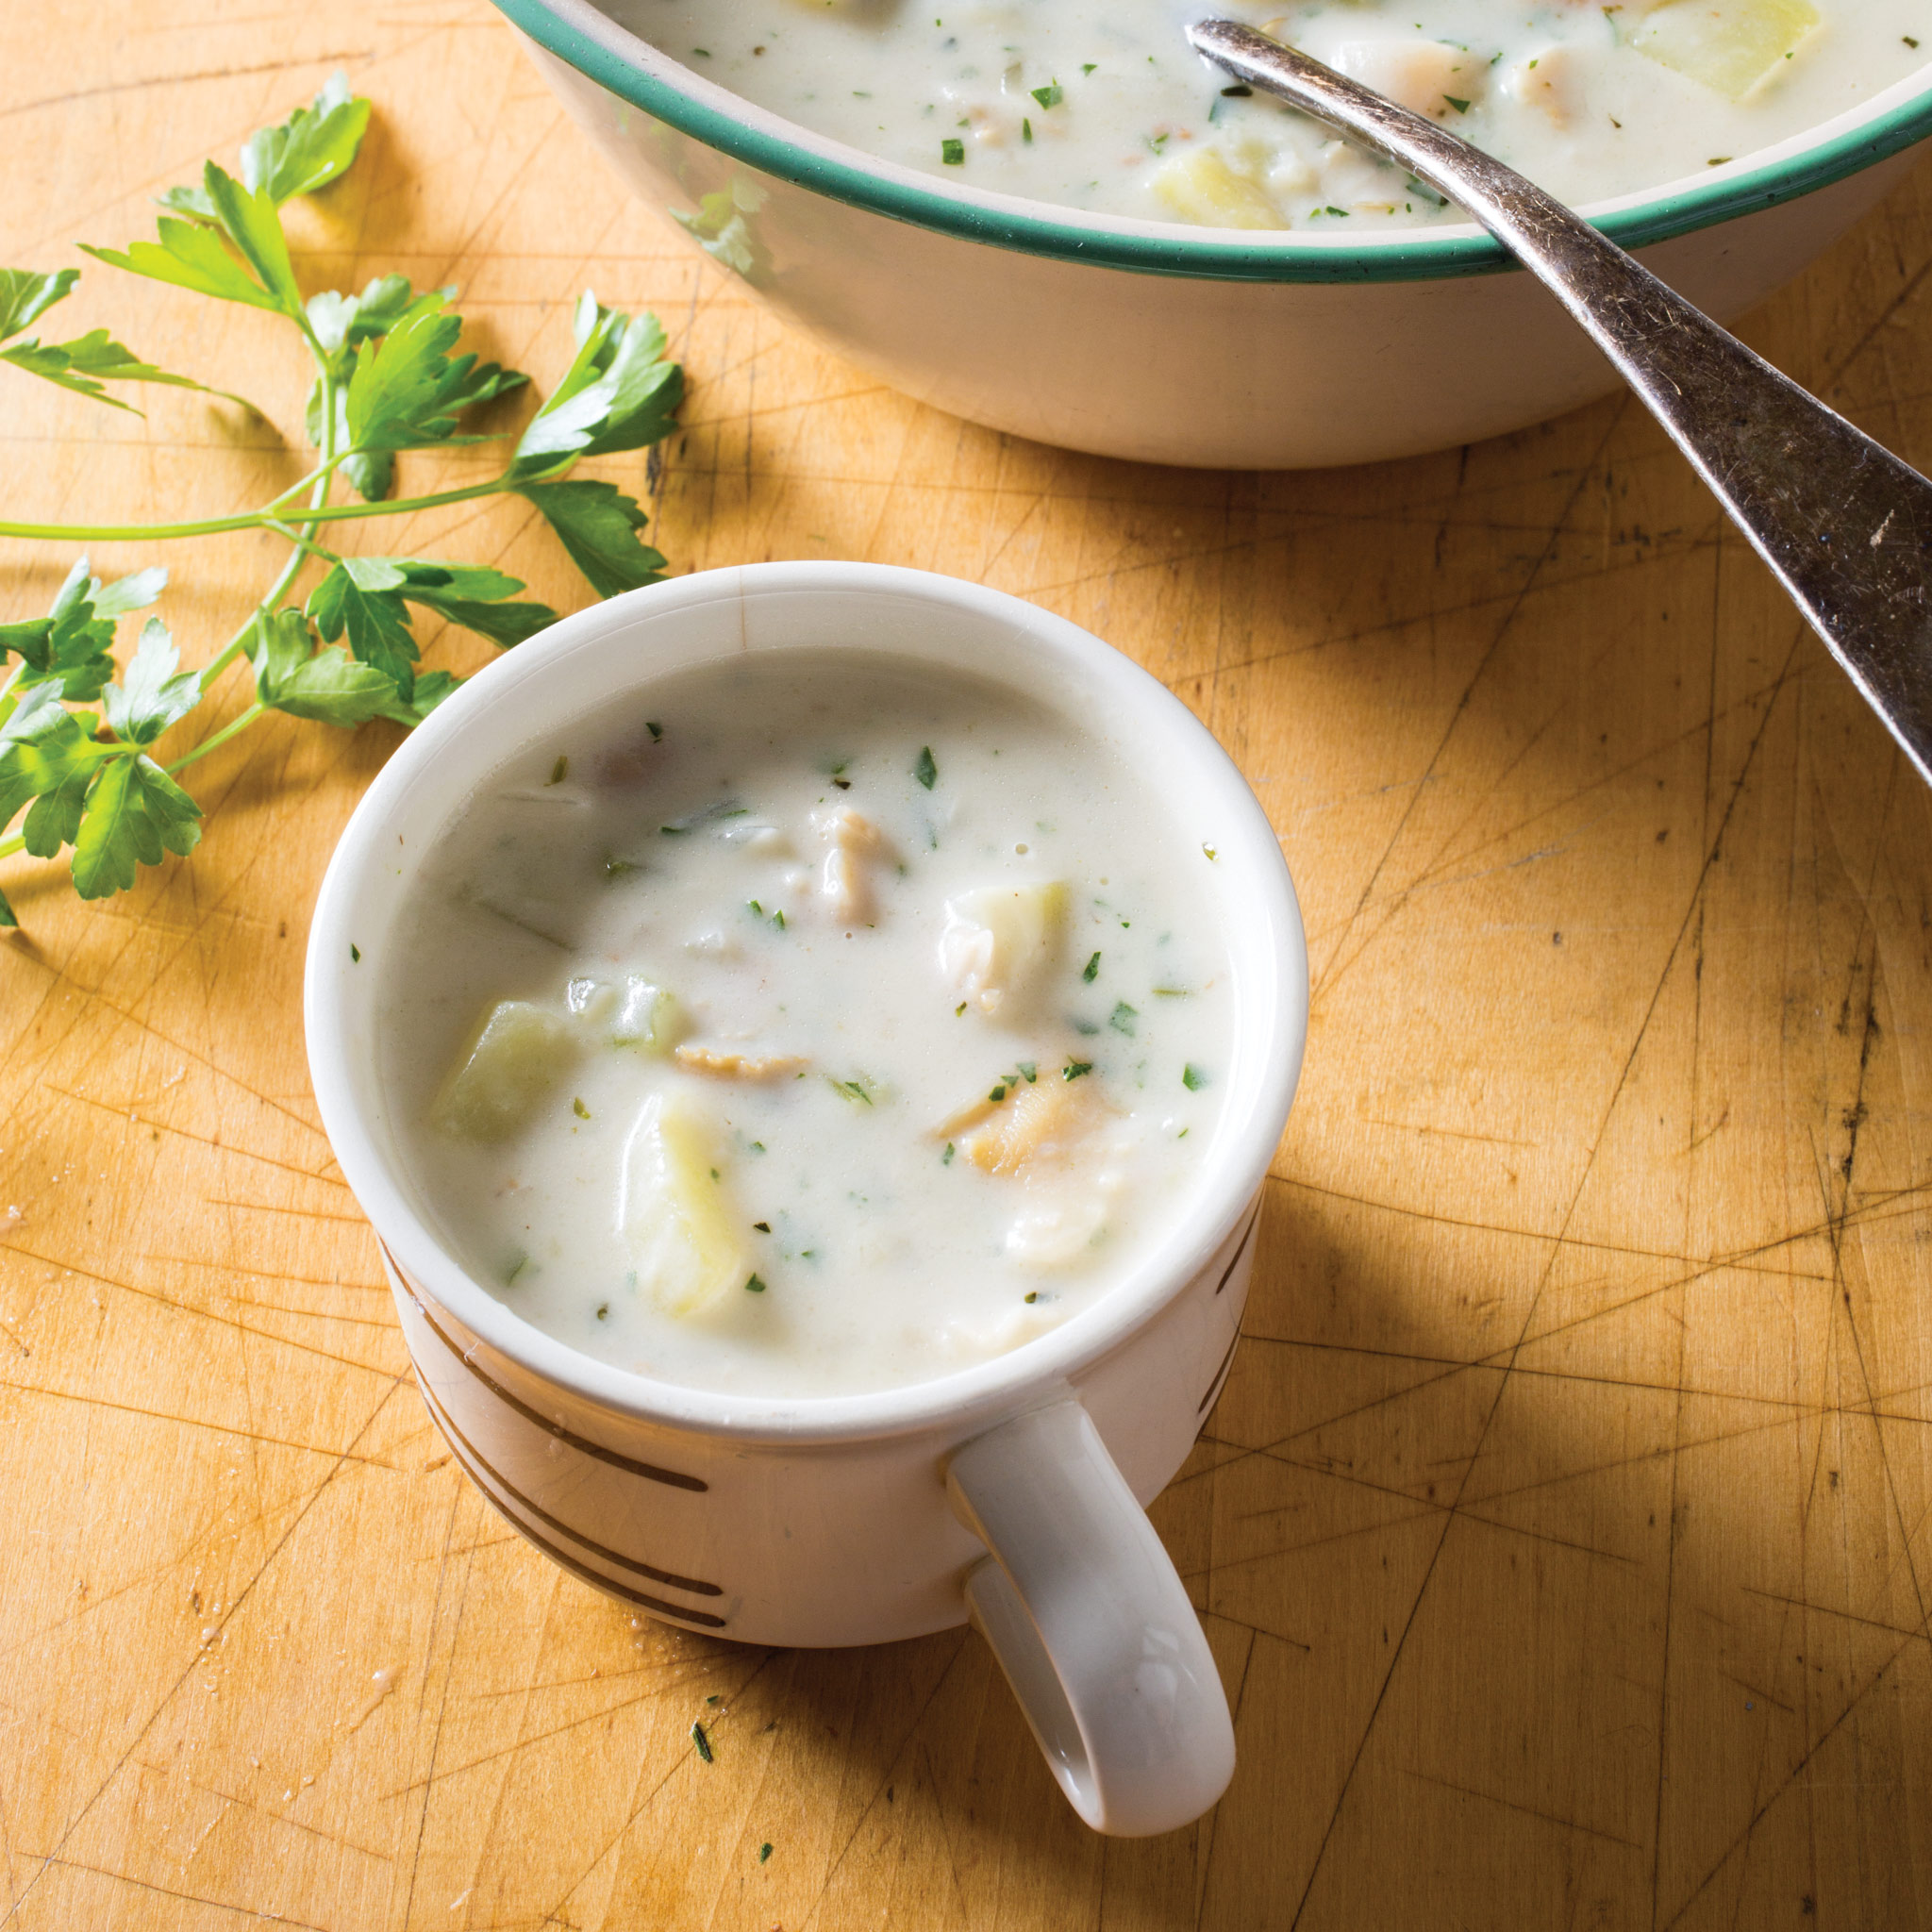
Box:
[1189,19,1932,787]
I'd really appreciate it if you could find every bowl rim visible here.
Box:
[304,561,1309,1446]
[490,0,1932,285]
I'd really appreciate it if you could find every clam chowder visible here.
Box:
[604,1,1930,229]
[381,653,1233,1398]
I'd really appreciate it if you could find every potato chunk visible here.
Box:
[938,881,1067,1017]
[1632,0,1821,99]
[617,1092,750,1317]
[1151,147,1283,229]
[433,1002,576,1142]
[566,973,682,1051]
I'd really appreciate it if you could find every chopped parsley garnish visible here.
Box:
[759,1843,773,1863]
[1182,1063,1208,1091]
[941,138,965,164]
[744,1274,766,1294]
[1109,1001,1138,1037]
[573,1096,590,1119]
[941,1141,956,1165]
[1082,950,1101,982]
[913,744,939,789]
[753,1221,771,1232]
[349,943,360,963]
[1062,1060,1092,1081]
[1443,95,1471,114]
[1081,61,1097,74]
[547,755,569,785]
[828,1075,877,1105]
[661,798,748,834]
[1023,117,1033,142]
[691,1722,714,1758]
[645,721,663,741]
[1030,80,1062,108]
[1017,1060,1037,1082]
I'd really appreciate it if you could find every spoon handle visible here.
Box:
[1191,19,1932,785]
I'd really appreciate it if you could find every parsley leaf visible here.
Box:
[306,556,557,690]
[0,267,77,339]
[307,273,425,357]
[384,561,558,647]
[70,752,203,900]
[514,479,669,597]
[0,701,114,843]
[307,558,421,690]
[241,72,373,203]
[103,619,201,745]
[1,267,235,411]
[342,291,469,451]
[0,558,165,703]
[512,296,683,475]
[327,290,525,499]
[82,205,285,315]
[158,74,373,223]
[250,608,408,727]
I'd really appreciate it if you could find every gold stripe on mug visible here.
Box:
[417,1381,730,1630]
[415,1374,723,1596]
[387,1250,708,1491]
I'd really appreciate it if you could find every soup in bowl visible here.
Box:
[485,0,1932,465]
[306,563,1307,1834]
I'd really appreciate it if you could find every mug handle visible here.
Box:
[945,1399,1235,1836]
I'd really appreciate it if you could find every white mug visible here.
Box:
[305,563,1307,1835]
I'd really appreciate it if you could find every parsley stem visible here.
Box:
[166,701,265,774]
[0,473,517,545]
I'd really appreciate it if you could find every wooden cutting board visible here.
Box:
[5,5,1931,1926]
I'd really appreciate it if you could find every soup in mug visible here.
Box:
[380,652,1234,1398]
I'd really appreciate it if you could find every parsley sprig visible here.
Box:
[0,76,683,927]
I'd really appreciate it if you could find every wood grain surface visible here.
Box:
[7,6,1932,1926]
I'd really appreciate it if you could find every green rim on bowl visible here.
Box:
[491,0,1932,284]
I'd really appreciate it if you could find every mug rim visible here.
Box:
[305,562,1308,1446]
[491,0,1932,286]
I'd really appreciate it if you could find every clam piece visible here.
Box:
[673,1044,810,1081]
[617,1092,751,1317]
[1501,46,1585,125]
[960,1075,1100,1176]
[1332,39,1489,118]
[813,806,893,924]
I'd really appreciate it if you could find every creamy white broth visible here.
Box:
[381,653,1232,1399]
[605,1,1931,229]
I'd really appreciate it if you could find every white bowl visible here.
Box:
[488,0,1932,468]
